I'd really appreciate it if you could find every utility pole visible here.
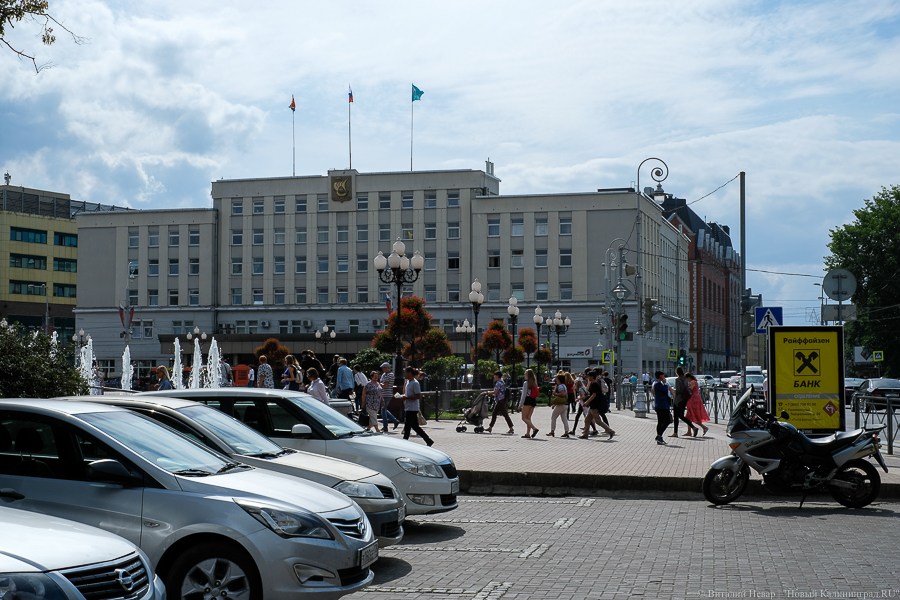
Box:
[739,171,747,391]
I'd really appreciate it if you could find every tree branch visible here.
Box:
[0,35,50,72]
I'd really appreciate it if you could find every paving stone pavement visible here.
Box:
[352,494,900,600]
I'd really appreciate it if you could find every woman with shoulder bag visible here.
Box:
[671,366,696,437]
[683,372,710,436]
[519,369,540,438]
[547,372,571,437]
[360,370,383,433]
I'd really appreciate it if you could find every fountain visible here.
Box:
[79,339,94,394]
[206,338,222,388]
[121,346,133,392]
[189,338,203,389]
[50,331,58,356]
[172,337,183,390]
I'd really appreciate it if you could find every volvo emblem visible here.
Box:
[115,568,135,592]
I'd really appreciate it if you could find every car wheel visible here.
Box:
[165,542,261,600]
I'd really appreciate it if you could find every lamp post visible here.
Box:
[468,279,485,388]
[374,238,424,385]
[532,306,544,376]
[455,319,475,362]
[72,328,90,350]
[186,326,208,348]
[507,296,519,393]
[27,283,49,334]
[546,310,570,374]
[315,325,337,355]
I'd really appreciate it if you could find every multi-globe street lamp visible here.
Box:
[315,324,337,355]
[455,319,475,365]
[374,238,424,385]
[468,279,484,388]
[546,310,571,375]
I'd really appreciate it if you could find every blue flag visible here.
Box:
[412,84,424,102]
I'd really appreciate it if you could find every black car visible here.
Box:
[853,378,900,412]
[843,377,866,406]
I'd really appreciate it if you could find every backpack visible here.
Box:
[680,379,693,402]
[600,379,609,395]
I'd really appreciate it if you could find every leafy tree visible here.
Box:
[421,356,464,389]
[826,184,900,376]
[0,320,87,397]
[254,338,290,368]
[371,296,449,367]
[372,330,395,354]
[503,344,524,366]
[476,359,499,381]
[534,347,554,369]
[518,327,538,355]
[471,342,491,362]
[1,0,84,72]
[481,320,512,363]
[350,347,392,376]
[403,327,452,363]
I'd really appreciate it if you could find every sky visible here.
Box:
[2,0,899,326]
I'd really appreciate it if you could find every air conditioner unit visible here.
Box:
[372,319,383,327]
[302,320,312,328]
[260,321,270,328]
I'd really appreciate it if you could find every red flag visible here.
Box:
[289,96,296,112]
[348,86,353,103]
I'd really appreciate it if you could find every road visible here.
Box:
[353,493,900,599]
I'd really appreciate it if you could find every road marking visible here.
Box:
[417,518,560,525]
[518,543,549,558]
[362,582,512,598]
[385,545,549,559]
[459,498,595,505]
[553,517,575,528]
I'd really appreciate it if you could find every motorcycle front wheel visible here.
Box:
[703,465,750,505]
[830,460,881,508]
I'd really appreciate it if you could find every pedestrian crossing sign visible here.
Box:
[601,350,614,364]
[874,351,884,362]
[668,349,678,359]
[755,306,783,334]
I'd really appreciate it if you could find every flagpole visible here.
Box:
[292,109,296,177]
[349,89,352,170]
[410,100,414,171]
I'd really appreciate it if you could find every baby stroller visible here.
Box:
[456,392,492,433]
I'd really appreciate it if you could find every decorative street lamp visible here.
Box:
[507,296,519,393]
[315,324,337,355]
[546,310,571,374]
[468,279,485,388]
[455,319,475,363]
[374,238,424,386]
[72,328,90,350]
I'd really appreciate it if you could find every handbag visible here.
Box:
[417,411,427,426]
[679,379,692,403]
[358,411,370,427]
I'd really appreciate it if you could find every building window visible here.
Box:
[447,190,460,207]
[296,228,306,244]
[512,283,525,302]
[148,228,159,247]
[189,289,199,306]
[448,252,459,270]
[425,191,436,208]
[173,321,194,335]
[488,284,500,302]
[401,191,413,209]
[337,225,349,243]
[338,287,349,304]
[232,230,242,245]
[425,253,436,270]
[560,282,573,301]
[295,257,306,273]
[252,198,264,214]
[252,289,263,305]
[51,284,75,299]
[535,249,548,268]
[9,281,44,295]
[128,259,139,277]
[274,196,285,213]
[536,283,548,301]
[318,256,328,273]
[379,192,391,209]
[189,258,199,275]
[9,254,45,270]
[317,194,328,212]
[425,285,437,302]
[168,229,179,247]
[54,232,78,247]
[10,227,47,244]
[357,254,368,272]
[232,201,243,215]
[148,289,158,306]
[379,224,391,242]
[274,229,285,244]
[357,225,368,242]
[424,223,436,239]
[280,321,289,334]
[560,217,572,235]
[357,286,368,303]
[274,257,285,274]
[232,288,242,305]
[560,249,572,267]
[511,218,524,236]
[253,229,264,245]
[168,290,178,305]
[401,286,413,299]
[535,218,548,236]
[318,287,329,303]
[128,230,139,247]
[295,287,307,303]
[511,250,524,268]
[349,319,359,334]
[448,222,460,239]
[357,194,368,210]
[448,284,460,302]
[296,196,307,212]
[379,286,390,303]
[317,227,329,243]
[231,258,242,275]
[488,219,500,237]
[402,223,413,240]
[149,259,159,276]
[488,249,500,268]
[188,228,199,246]
[234,321,247,334]
[274,288,285,305]
[253,257,263,275]
[337,255,348,273]
[169,259,178,276]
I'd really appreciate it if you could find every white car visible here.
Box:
[0,506,165,600]
[138,388,460,516]
[0,399,376,600]
[72,395,404,547]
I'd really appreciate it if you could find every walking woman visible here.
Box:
[361,370,383,433]
[353,365,368,412]
[306,368,330,405]
[520,369,540,438]
[565,371,577,415]
[486,371,514,434]
[670,366,696,437]
[571,376,597,436]
[684,372,710,436]
[281,355,301,391]
[547,372,571,437]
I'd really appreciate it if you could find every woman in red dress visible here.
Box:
[683,372,710,436]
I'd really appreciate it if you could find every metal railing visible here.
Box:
[852,395,897,455]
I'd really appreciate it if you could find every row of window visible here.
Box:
[10,227,78,247]
[128,228,200,248]
[9,281,76,297]
[9,254,77,272]
[127,289,200,307]
[128,258,200,277]
[488,217,571,237]
[232,190,462,215]
[231,222,462,246]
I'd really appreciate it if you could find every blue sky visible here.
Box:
[2,0,899,324]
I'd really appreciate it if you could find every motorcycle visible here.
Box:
[703,389,889,508]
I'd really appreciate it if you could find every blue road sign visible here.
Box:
[755,306,783,334]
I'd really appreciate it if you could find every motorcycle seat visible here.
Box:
[799,429,863,456]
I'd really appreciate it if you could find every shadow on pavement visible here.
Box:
[369,556,412,585]
[399,520,467,544]
[706,501,900,518]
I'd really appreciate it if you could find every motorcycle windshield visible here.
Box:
[727,388,755,435]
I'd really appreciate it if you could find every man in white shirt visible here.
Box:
[246,366,255,387]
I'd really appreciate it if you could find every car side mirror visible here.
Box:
[291,424,312,438]
[780,410,790,420]
[86,459,141,486]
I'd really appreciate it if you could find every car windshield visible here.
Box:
[285,395,365,437]
[746,375,765,384]
[178,404,284,456]
[874,379,900,388]
[80,410,230,474]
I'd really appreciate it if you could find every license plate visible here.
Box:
[359,541,378,568]
[450,479,459,494]
[397,503,406,523]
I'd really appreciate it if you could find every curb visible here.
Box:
[458,470,900,499]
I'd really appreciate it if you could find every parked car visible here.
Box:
[0,399,376,600]
[718,370,738,385]
[138,388,460,516]
[696,374,716,387]
[853,378,900,412]
[0,506,165,600]
[727,376,742,388]
[74,395,405,547]
[745,374,765,391]
[843,377,867,406]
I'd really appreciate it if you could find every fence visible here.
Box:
[852,395,897,455]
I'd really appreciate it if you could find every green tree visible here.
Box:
[421,355,464,389]
[481,320,512,364]
[0,320,87,397]
[403,327,453,363]
[371,296,449,366]
[254,338,290,368]
[1,0,84,72]
[350,347,392,375]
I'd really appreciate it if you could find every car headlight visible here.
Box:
[0,574,67,600]
[236,501,333,539]
[334,481,384,498]
[396,457,443,478]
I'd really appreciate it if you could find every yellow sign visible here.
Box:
[874,351,884,362]
[668,349,678,359]
[601,350,614,364]
[768,326,845,433]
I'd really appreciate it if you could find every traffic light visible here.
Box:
[616,312,629,340]
[643,298,660,331]
[677,355,686,366]
[741,287,760,313]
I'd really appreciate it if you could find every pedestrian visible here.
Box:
[246,364,255,388]
[91,365,104,395]
[281,355,301,391]
[519,369,540,438]
[379,362,401,430]
[670,366,696,438]
[353,365,368,411]
[306,368,330,405]
[572,374,599,435]
[565,371,577,416]
[580,371,615,439]
[684,373,710,436]
[361,371,384,433]
[547,372,571,437]
[218,358,233,387]
[600,370,614,425]
[652,371,672,445]
[256,355,274,389]
[399,367,434,446]
[326,354,341,389]
[335,358,355,402]
[485,370,514,434]
[155,366,172,391]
